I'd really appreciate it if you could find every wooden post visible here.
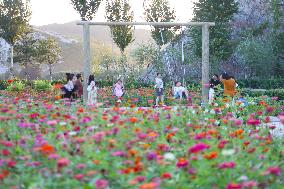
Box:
[83,23,91,104]
[202,24,210,104]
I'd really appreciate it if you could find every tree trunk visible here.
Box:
[9,45,14,79]
[49,64,52,81]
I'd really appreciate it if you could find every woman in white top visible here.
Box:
[62,74,75,99]
[173,81,189,101]
[87,75,98,106]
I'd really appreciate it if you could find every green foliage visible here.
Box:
[0,0,31,45]
[37,37,61,80]
[243,89,284,100]
[190,0,238,60]
[236,36,277,78]
[131,43,163,70]
[70,0,103,21]
[0,80,8,90]
[14,29,39,67]
[105,0,134,54]
[33,80,52,92]
[271,0,282,32]
[6,80,25,92]
[143,0,177,47]
[237,78,284,89]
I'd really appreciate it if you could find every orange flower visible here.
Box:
[77,108,84,113]
[129,117,138,123]
[53,83,62,90]
[203,151,218,160]
[93,160,100,165]
[38,144,55,155]
[128,149,138,157]
[139,182,157,189]
[148,132,158,138]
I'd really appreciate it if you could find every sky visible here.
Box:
[30,0,195,26]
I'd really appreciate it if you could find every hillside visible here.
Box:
[35,21,154,73]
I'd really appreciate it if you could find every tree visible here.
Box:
[71,0,103,21]
[13,29,39,78]
[236,36,277,78]
[105,0,134,55]
[0,0,31,77]
[143,0,177,48]
[190,0,238,60]
[37,37,61,81]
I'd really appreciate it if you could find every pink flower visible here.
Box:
[95,179,109,189]
[246,117,260,126]
[188,143,210,154]
[92,132,106,143]
[242,181,258,188]
[111,151,126,157]
[74,174,84,181]
[264,166,281,176]
[57,158,69,168]
[176,158,189,168]
[47,120,57,126]
[218,162,236,169]
[279,114,284,124]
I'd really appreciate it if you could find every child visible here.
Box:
[173,81,189,101]
[87,75,98,106]
[113,79,124,102]
[154,73,164,106]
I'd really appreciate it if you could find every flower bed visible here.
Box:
[0,92,283,188]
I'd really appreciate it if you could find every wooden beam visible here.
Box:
[77,21,215,27]
[202,24,210,104]
[82,23,91,104]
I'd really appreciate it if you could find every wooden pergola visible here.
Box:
[77,21,215,104]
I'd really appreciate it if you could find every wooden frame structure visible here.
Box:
[77,21,215,104]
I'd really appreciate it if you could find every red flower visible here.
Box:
[161,172,172,179]
[188,143,210,154]
[226,183,242,189]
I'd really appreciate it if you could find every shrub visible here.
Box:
[6,81,25,92]
[33,80,52,92]
[237,78,284,89]
[242,89,284,100]
[0,80,8,90]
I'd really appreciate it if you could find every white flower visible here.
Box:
[238,175,248,181]
[221,149,235,156]
[204,109,209,113]
[59,122,67,126]
[68,131,77,136]
[210,109,215,114]
[164,153,176,161]
[225,103,230,108]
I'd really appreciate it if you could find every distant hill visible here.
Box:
[37,21,153,46]
[35,21,154,73]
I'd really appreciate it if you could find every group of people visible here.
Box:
[61,73,83,100]
[154,72,238,106]
[61,73,124,106]
[209,72,238,103]
[61,71,238,107]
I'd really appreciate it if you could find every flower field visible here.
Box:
[0,90,284,189]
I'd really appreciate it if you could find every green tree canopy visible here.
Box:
[71,0,103,21]
[143,0,177,47]
[190,0,238,60]
[0,0,31,45]
[105,0,134,55]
